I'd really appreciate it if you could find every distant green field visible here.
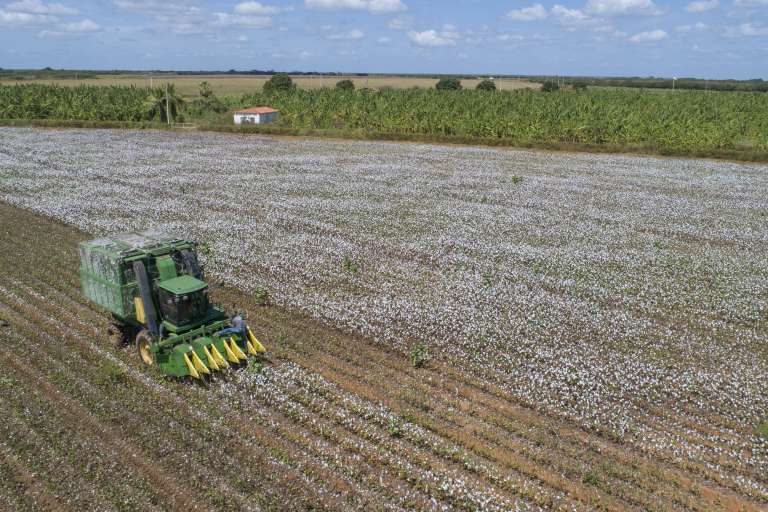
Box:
[2,83,767,160]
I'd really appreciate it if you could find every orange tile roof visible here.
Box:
[234,107,279,114]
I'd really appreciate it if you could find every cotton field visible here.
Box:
[1,126,767,509]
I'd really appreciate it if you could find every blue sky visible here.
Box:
[1,0,766,78]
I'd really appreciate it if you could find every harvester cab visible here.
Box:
[79,231,265,380]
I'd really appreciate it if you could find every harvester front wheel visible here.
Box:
[135,330,154,366]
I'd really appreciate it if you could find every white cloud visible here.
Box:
[585,0,662,16]
[408,29,456,46]
[326,28,364,39]
[305,0,406,14]
[388,15,410,29]
[61,18,100,32]
[685,0,718,11]
[629,29,667,42]
[0,10,56,25]
[368,0,407,12]
[733,0,768,5]
[377,35,390,43]
[497,33,525,41]
[7,0,77,15]
[505,3,548,21]
[114,0,200,14]
[726,22,768,36]
[212,13,273,27]
[551,5,590,24]
[440,23,460,39]
[237,34,248,41]
[36,17,101,37]
[234,1,286,14]
[676,22,707,32]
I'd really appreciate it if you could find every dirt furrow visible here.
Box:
[6,259,538,510]
[0,279,404,511]
[295,328,764,511]
[0,442,75,512]
[238,291,762,511]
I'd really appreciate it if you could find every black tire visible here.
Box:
[135,329,155,366]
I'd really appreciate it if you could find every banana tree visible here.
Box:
[143,84,184,123]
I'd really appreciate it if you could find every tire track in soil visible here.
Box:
[5,269,495,511]
[9,267,538,511]
[0,369,153,512]
[0,341,204,511]
[0,443,75,512]
[0,289,360,512]
[0,278,421,512]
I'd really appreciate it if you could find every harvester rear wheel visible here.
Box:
[135,330,154,366]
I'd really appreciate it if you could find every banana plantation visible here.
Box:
[0,83,183,122]
[249,88,768,152]
[2,83,768,154]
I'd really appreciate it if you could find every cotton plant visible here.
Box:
[2,127,767,500]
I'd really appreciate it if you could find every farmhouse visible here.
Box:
[233,106,279,125]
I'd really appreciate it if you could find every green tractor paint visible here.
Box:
[79,231,265,380]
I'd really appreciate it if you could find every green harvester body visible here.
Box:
[79,231,264,379]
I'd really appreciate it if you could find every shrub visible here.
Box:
[410,342,428,368]
[387,418,404,438]
[97,360,128,385]
[436,78,462,91]
[341,255,359,274]
[335,79,355,91]
[757,421,768,440]
[199,81,213,98]
[541,81,560,92]
[253,286,269,305]
[263,73,295,94]
[582,469,601,486]
[476,79,496,91]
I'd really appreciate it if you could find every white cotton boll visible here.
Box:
[2,127,768,500]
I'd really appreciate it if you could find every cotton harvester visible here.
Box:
[79,231,265,380]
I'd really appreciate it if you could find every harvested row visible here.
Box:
[2,201,765,511]
[0,273,505,511]
[0,282,378,511]
[0,205,534,510]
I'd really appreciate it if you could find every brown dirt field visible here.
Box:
[0,74,539,97]
[0,199,764,511]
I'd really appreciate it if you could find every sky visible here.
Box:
[0,0,766,78]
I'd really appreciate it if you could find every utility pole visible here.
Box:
[165,82,171,125]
